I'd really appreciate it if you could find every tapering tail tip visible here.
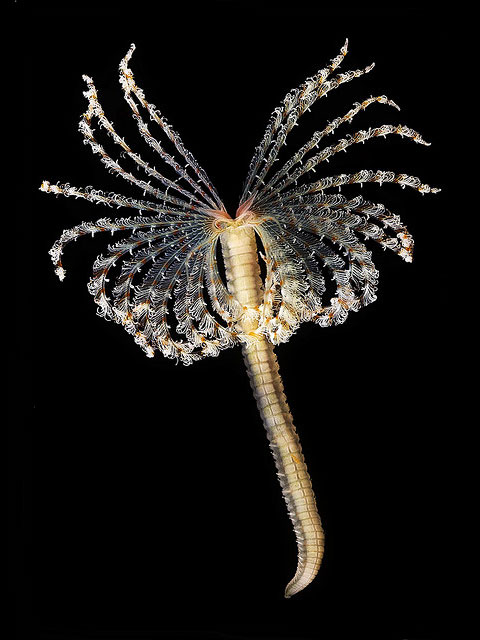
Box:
[284,581,306,599]
[283,536,325,598]
[284,585,294,599]
[284,568,320,599]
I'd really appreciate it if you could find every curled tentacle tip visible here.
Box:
[54,266,66,281]
[122,44,136,64]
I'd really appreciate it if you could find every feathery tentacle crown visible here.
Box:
[42,41,439,364]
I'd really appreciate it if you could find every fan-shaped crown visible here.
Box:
[42,41,439,364]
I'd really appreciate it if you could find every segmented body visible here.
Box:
[221,222,324,597]
[41,41,439,597]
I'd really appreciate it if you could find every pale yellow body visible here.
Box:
[220,225,325,598]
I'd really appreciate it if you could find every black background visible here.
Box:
[12,2,470,639]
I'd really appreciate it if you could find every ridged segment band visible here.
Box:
[242,339,325,597]
[220,223,325,597]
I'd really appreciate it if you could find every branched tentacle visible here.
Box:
[255,224,326,342]
[42,180,208,279]
[205,242,243,324]
[277,197,414,260]
[241,40,350,201]
[260,170,440,212]
[256,124,431,208]
[242,40,383,202]
[257,215,377,336]
[256,94,400,202]
[40,179,200,216]
[171,247,233,358]
[119,44,225,212]
[79,79,208,212]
